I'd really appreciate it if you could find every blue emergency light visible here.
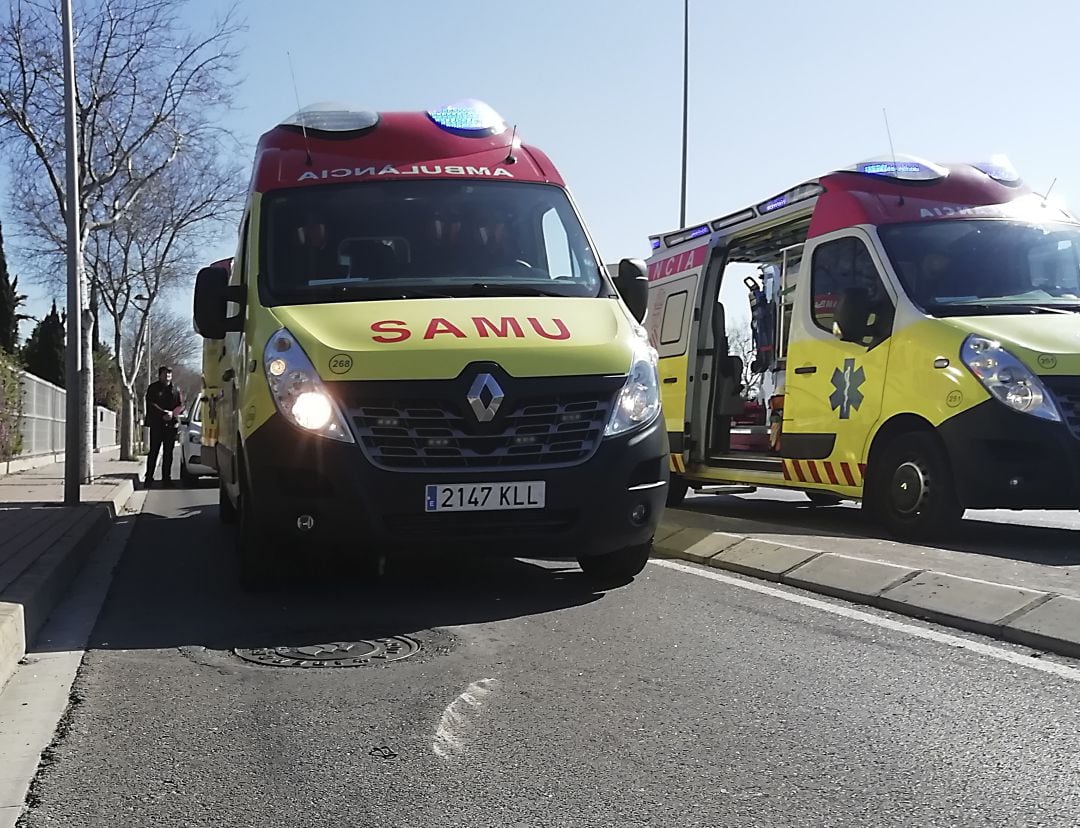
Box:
[428,99,507,136]
[973,155,1021,184]
[848,154,948,182]
[282,102,380,133]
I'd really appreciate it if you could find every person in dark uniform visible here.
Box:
[144,365,183,487]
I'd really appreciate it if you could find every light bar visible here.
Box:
[282,102,379,133]
[428,98,507,136]
[758,183,823,215]
[847,154,948,181]
[973,154,1021,185]
[711,208,755,231]
[664,224,710,248]
[650,238,662,250]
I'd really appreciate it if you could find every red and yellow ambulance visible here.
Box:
[647,155,1080,537]
[193,100,668,585]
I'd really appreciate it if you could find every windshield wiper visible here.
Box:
[928,302,1080,316]
[326,284,454,300]
[461,283,565,297]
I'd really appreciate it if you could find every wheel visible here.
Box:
[867,431,962,539]
[180,457,197,487]
[238,475,280,591]
[578,542,652,587]
[805,491,842,506]
[666,477,689,508]
[219,477,238,524]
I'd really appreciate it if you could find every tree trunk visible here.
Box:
[80,307,94,483]
[119,384,135,461]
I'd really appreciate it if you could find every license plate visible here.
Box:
[424,481,545,513]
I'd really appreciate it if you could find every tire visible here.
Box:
[180,457,197,487]
[219,477,238,524]
[238,474,280,591]
[867,431,962,540]
[805,491,842,506]
[666,477,689,508]
[578,542,652,587]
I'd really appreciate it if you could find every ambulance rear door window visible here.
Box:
[660,290,688,346]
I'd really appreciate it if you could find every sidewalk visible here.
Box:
[656,506,1080,660]
[0,458,142,692]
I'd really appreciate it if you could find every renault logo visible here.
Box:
[466,373,504,422]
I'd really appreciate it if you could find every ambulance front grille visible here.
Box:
[1045,376,1080,438]
[348,394,613,471]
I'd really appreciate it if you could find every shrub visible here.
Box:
[0,348,22,461]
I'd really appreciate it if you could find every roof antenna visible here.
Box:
[287,51,313,167]
[1042,177,1058,208]
[504,124,518,164]
[883,107,904,206]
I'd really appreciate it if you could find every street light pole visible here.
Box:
[61,0,83,506]
[679,0,689,229]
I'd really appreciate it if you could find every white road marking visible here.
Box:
[432,678,499,759]
[650,558,1080,683]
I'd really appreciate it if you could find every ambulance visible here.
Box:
[194,255,233,471]
[192,100,668,585]
[646,154,1080,538]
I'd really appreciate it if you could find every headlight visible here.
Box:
[263,329,355,442]
[605,342,661,437]
[960,334,1061,422]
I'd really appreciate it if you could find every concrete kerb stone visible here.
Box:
[654,507,1080,660]
[0,478,136,697]
[878,570,1049,637]
[782,554,921,603]
[1003,595,1080,659]
[712,539,821,581]
[0,604,25,695]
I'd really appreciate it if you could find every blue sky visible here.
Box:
[10,0,1080,332]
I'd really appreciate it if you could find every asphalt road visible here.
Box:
[16,482,1080,827]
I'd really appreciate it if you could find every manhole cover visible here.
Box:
[234,636,421,668]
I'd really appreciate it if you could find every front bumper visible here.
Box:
[938,400,1080,509]
[241,413,669,557]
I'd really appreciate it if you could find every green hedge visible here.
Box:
[0,348,22,461]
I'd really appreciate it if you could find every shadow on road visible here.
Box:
[681,494,1080,568]
[47,489,608,655]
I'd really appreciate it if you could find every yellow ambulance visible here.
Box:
[647,155,1080,538]
[192,101,669,585]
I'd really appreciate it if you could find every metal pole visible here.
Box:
[61,0,82,506]
[679,0,689,229]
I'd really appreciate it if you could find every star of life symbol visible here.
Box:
[829,358,865,420]
[466,373,504,422]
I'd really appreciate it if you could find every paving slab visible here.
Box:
[1003,595,1080,659]
[878,571,1048,635]
[712,539,821,581]
[782,553,920,603]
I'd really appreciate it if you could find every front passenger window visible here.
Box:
[811,237,894,345]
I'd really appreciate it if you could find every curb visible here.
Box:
[655,510,1080,661]
[0,478,136,692]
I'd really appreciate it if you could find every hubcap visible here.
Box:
[891,460,928,515]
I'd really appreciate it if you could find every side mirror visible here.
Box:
[615,258,650,323]
[832,287,872,344]
[193,266,243,339]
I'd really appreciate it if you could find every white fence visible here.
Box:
[18,371,118,458]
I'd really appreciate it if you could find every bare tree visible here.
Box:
[726,326,764,400]
[92,151,243,459]
[0,0,242,478]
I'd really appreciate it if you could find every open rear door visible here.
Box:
[643,239,710,471]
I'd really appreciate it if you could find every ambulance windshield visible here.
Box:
[261,180,603,303]
[880,220,1080,315]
